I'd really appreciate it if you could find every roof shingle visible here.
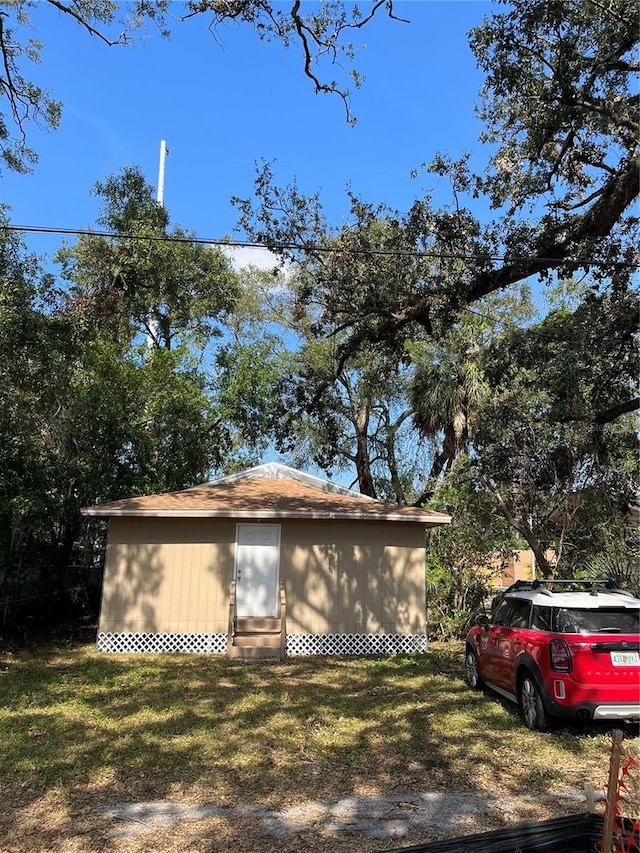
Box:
[82,469,450,525]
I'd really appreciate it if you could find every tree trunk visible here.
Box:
[385,424,405,505]
[481,475,554,578]
[354,435,376,497]
[353,398,376,498]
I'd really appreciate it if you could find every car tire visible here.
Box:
[519,672,552,731]
[465,647,483,689]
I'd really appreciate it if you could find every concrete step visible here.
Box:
[233,633,282,648]
[227,644,284,661]
[227,613,285,660]
[236,617,281,632]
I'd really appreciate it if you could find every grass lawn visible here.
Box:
[0,641,637,852]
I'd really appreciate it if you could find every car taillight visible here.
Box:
[550,639,572,673]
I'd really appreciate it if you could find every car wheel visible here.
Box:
[465,647,483,689]
[519,673,551,731]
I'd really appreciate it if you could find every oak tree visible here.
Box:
[472,284,638,577]
[235,1,638,380]
[58,167,239,350]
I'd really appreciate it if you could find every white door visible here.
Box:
[234,524,281,618]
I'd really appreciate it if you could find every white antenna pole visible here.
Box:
[148,140,169,350]
[157,140,169,206]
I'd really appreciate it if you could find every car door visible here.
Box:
[491,598,531,692]
[477,598,514,684]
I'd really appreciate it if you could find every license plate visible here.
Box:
[611,651,640,666]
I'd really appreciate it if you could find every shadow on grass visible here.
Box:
[0,642,627,852]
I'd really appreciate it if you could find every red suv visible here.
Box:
[465,580,640,730]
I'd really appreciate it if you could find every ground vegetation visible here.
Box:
[0,643,636,852]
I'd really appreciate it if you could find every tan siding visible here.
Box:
[99,517,235,634]
[281,520,426,636]
[99,517,426,639]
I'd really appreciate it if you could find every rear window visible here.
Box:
[531,605,553,632]
[552,607,640,634]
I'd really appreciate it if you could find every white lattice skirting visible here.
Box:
[96,631,427,656]
[96,632,228,654]
[287,633,427,655]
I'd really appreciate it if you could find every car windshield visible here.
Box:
[553,607,640,634]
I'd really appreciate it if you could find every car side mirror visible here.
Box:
[475,614,490,629]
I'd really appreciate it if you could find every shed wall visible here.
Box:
[281,519,426,635]
[98,516,427,647]
[99,517,235,634]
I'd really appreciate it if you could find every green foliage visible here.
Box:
[276,331,424,500]
[213,334,290,467]
[426,560,490,641]
[470,0,638,213]
[0,2,61,172]
[0,224,52,587]
[559,487,639,591]
[58,167,239,351]
[424,457,516,638]
[411,337,488,489]
[210,229,435,502]
[133,346,228,492]
[93,167,168,232]
[580,539,640,598]
[0,173,240,631]
[0,281,227,624]
[471,287,638,575]
[408,288,536,503]
[234,170,497,359]
[229,2,638,524]
[236,1,638,366]
[0,0,158,174]
[482,287,638,428]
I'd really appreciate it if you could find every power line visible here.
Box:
[3,223,639,268]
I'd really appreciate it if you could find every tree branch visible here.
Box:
[45,1,123,46]
[0,14,25,127]
[480,475,554,577]
[594,396,639,425]
[466,154,640,303]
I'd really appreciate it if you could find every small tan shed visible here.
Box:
[82,463,451,657]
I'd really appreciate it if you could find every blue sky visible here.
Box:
[3,1,493,264]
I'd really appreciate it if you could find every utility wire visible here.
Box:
[3,223,638,269]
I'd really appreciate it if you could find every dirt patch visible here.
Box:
[0,787,589,853]
[96,788,586,848]
[103,791,493,840]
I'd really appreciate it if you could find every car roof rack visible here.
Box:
[503,579,635,598]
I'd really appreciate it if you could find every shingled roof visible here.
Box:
[82,463,451,525]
